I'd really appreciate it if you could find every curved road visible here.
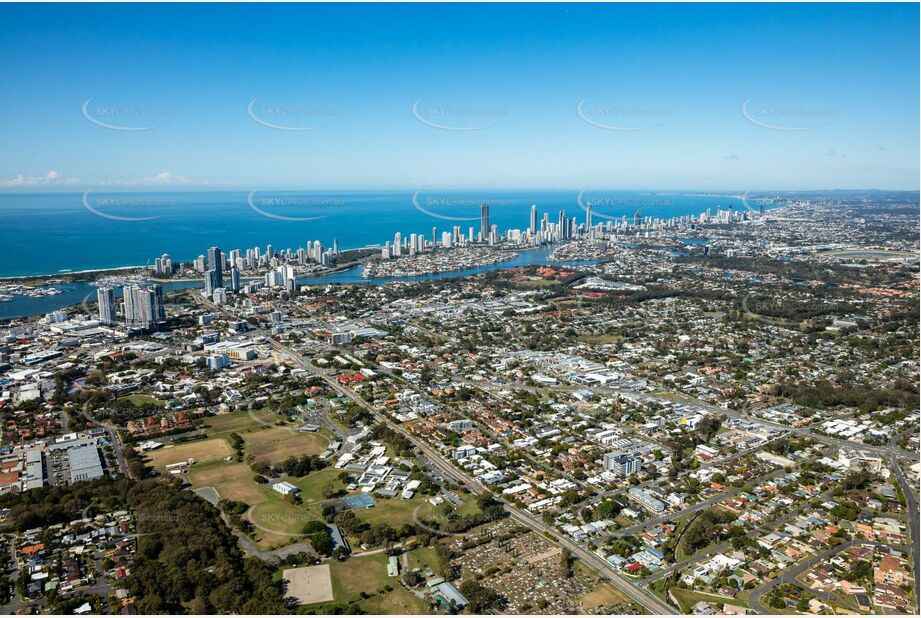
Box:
[748,539,855,614]
[266,336,679,615]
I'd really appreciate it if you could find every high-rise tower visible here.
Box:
[97,287,116,325]
[207,246,223,288]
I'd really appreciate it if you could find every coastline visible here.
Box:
[0,193,791,282]
[0,265,149,284]
[0,245,383,284]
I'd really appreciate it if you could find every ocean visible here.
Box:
[0,245,588,320]
[0,189,761,319]
[0,189,753,278]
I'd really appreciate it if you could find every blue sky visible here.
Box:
[0,2,917,191]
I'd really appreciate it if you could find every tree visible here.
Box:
[302,520,334,555]
[336,510,364,534]
[0,477,286,613]
[560,548,572,578]
[279,454,326,478]
[850,560,873,581]
[322,483,342,499]
[459,579,502,612]
[768,593,786,610]
[681,508,735,554]
[594,498,622,521]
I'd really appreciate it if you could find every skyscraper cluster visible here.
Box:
[191,239,336,278]
[264,264,297,291]
[378,199,757,261]
[192,239,339,302]
[153,253,173,277]
[121,284,164,331]
[97,284,164,330]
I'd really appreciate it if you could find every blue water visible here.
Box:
[296,245,596,286]
[0,190,752,278]
[0,190,767,320]
[0,246,596,320]
[0,280,201,321]
[678,237,711,246]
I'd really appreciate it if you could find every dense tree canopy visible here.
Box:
[0,478,284,614]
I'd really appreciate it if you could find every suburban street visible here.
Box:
[265,336,680,615]
[748,540,856,614]
[891,454,920,607]
[187,293,920,617]
[80,402,130,479]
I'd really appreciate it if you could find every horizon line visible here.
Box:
[1,187,919,196]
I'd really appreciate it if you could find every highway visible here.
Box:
[265,337,679,615]
[199,297,915,615]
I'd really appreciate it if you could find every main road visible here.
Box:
[890,454,920,608]
[265,336,679,615]
[81,401,130,478]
